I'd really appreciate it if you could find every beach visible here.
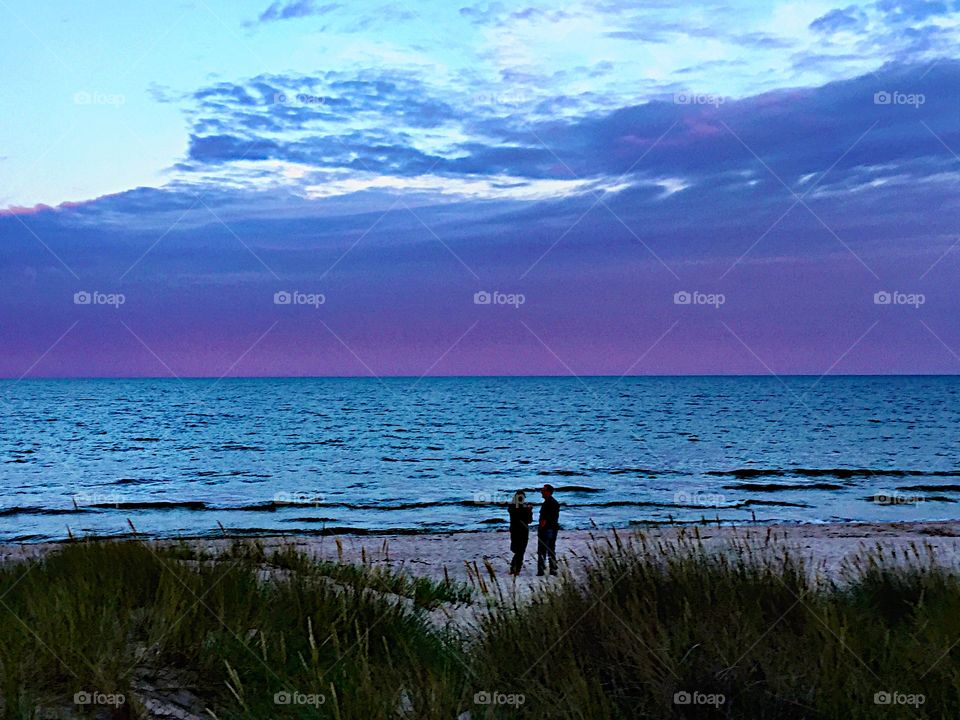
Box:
[5,519,960,587]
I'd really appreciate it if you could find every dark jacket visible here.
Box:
[508,504,533,552]
[539,496,560,531]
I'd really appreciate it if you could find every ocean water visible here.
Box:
[1,376,958,543]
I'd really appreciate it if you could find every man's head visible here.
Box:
[541,484,554,499]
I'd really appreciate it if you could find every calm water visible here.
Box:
[1,377,959,543]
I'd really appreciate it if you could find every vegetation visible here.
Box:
[1,532,959,718]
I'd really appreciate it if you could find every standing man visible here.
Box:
[537,484,560,576]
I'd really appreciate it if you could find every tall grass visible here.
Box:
[2,532,960,718]
[471,529,960,718]
[0,540,469,719]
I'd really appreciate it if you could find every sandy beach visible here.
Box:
[5,519,960,590]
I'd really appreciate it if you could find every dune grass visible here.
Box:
[1,532,960,718]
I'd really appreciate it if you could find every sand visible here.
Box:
[4,520,960,591]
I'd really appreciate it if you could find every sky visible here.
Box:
[1,0,959,377]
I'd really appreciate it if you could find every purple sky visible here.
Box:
[2,1,960,377]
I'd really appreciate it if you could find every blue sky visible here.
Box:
[4,0,955,208]
[2,0,960,376]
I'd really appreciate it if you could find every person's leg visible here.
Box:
[536,531,546,575]
[547,529,558,574]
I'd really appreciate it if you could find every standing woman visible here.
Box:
[507,491,533,575]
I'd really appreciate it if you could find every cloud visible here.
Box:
[256,0,341,24]
[810,6,869,34]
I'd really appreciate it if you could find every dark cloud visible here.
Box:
[810,6,869,33]
[256,0,341,24]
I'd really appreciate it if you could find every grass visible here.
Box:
[2,531,960,718]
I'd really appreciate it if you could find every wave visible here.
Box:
[722,482,845,492]
[709,468,960,480]
[0,506,86,517]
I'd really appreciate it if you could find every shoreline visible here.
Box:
[4,519,960,585]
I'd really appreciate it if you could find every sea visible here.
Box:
[1,376,958,543]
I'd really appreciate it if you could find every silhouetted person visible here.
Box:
[507,491,533,575]
[537,484,560,576]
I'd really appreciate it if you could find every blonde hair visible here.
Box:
[511,491,526,506]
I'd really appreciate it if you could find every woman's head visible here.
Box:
[511,491,526,506]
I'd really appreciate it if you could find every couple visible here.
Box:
[507,484,560,576]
